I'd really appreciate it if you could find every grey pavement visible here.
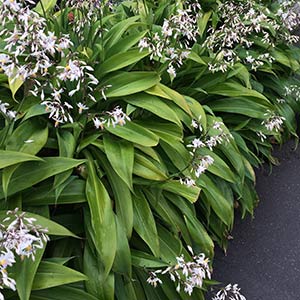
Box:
[210,140,300,299]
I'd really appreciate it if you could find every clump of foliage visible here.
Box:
[0,0,299,299]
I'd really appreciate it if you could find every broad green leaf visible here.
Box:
[210,97,270,118]
[30,286,99,300]
[83,243,115,300]
[113,216,132,277]
[22,179,86,206]
[199,148,236,183]
[105,122,159,147]
[23,104,48,121]
[84,151,117,278]
[124,93,182,126]
[93,149,133,238]
[106,30,148,57]
[197,174,233,226]
[0,150,43,168]
[159,180,200,203]
[206,81,269,101]
[104,16,140,49]
[0,211,77,237]
[185,96,207,132]
[54,131,76,190]
[133,154,168,181]
[157,224,182,264]
[104,72,160,98]
[97,49,149,75]
[34,0,56,15]
[3,120,48,198]
[6,119,48,155]
[0,157,85,199]
[13,245,45,300]
[271,49,291,68]
[8,73,23,101]
[198,11,212,36]
[146,83,191,114]
[184,215,214,257]
[103,134,134,189]
[188,51,206,65]
[32,261,87,290]
[133,190,160,257]
[131,250,168,268]
[115,275,139,300]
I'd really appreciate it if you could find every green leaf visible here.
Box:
[198,11,212,36]
[6,119,48,155]
[97,49,149,76]
[22,179,86,206]
[104,16,140,50]
[124,93,182,126]
[0,150,43,168]
[54,131,76,190]
[133,154,168,181]
[34,0,56,15]
[113,216,132,277]
[159,180,200,203]
[133,190,160,257]
[93,149,133,238]
[84,151,117,278]
[206,81,269,101]
[32,261,87,290]
[184,215,214,257]
[105,122,159,147]
[210,97,270,118]
[30,286,99,300]
[103,134,134,189]
[8,73,23,101]
[146,83,191,115]
[13,245,45,300]
[0,157,85,199]
[104,72,160,98]
[0,211,77,237]
[131,250,169,268]
[197,174,233,226]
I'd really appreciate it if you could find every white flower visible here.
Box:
[77,102,89,114]
[167,64,176,78]
[0,251,15,270]
[180,177,196,187]
[146,271,163,288]
[262,112,285,132]
[93,117,106,130]
[187,138,205,152]
[107,106,130,127]
[57,60,84,82]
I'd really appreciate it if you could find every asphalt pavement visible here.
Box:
[210,140,300,299]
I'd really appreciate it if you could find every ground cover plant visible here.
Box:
[0,0,299,299]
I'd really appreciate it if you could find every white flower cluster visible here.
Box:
[0,0,72,82]
[205,0,298,73]
[284,84,300,101]
[262,111,286,132]
[276,0,300,32]
[93,106,130,130]
[183,118,231,181]
[0,100,16,120]
[138,2,202,78]
[0,208,49,300]
[66,0,116,41]
[147,246,211,296]
[0,0,99,127]
[212,283,246,300]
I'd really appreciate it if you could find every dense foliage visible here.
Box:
[0,0,299,299]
